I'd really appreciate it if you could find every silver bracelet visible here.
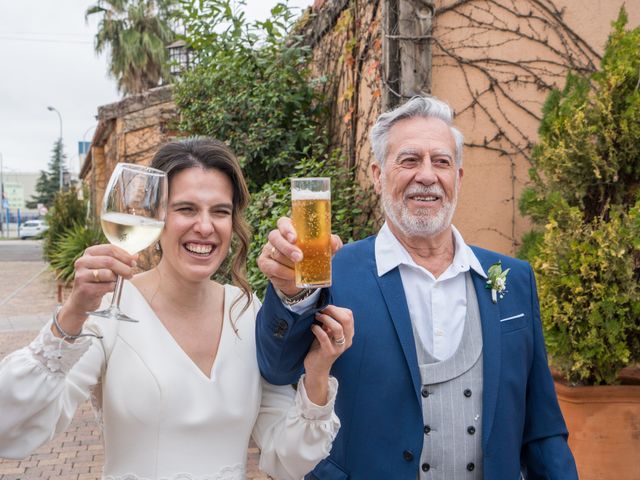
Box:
[275,287,317,306]
[52,306,103,340]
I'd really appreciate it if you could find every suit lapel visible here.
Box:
[375,268,422,404]
[470,251,502,449]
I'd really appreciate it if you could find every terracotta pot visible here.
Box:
[554,381,640,480]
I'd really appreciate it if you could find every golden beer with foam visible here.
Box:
[291,178,331,288]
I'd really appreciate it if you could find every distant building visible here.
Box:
[2,171,40,214]
[78,141,91,175]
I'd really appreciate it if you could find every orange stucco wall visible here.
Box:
[432,0,639,254]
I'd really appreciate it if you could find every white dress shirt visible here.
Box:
[375,222,486,361]
[289,223,486,361]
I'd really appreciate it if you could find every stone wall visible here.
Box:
[80,85,178,220]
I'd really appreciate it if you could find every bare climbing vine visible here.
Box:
[302,0,602,248]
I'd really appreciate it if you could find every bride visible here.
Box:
[0,138,353,480]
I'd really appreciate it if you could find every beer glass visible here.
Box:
[291,177,332,288]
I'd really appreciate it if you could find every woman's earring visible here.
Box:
[155,242,161,252]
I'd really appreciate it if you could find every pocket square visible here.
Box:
[500,313,525,322]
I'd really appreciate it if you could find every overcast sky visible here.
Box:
[0,0,313,175]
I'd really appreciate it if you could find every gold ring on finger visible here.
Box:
[270,246,277,260]
[92,269,101,282]
[334,336,346,345]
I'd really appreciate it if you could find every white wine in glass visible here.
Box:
[90,163,167,322]
[101,212,165,255]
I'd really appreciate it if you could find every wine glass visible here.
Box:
[90,163,167,322]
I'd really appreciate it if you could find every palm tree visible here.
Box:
[86,0,176,95]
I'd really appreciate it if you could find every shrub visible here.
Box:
[49,223,107,284]
[520,8,640,385]
[532,201,640,385]
[43,187,88,262]
[175,0,325,191]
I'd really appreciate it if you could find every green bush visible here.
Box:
[520,8,640,385]
[532,202,640,385]
[43,187,89,262]
[175,0,325,191]
[49,223,107,284]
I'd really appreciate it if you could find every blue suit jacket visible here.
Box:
[256,236,577,479]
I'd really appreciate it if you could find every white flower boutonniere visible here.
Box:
[486,261,510,303]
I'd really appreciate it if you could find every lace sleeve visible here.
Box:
[28,324,92,374]
[0,321,106,459]
[252,375,340,480]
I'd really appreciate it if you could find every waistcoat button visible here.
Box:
[463,388,472,397]
[274,320,288,338]
[467,462,475,471]
[424,425,431,434]
[421,387,430,398]
[421,463,430,472]
[467,426,476,435]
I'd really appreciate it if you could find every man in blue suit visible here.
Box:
[256,96,577,479]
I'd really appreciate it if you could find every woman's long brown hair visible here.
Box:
[150,138,252,331]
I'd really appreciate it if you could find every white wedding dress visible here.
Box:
[0,282,339,480]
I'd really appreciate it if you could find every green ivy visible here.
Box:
[520,7,640,385]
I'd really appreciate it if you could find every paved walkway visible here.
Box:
[0,258,269,479]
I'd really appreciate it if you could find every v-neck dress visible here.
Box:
[0,282,339,480]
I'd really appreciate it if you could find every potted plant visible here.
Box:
[519,8,640,480]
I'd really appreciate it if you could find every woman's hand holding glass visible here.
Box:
[55,245,138,336]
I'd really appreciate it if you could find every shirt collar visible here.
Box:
[375,222,487,279]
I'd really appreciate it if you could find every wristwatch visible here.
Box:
[275,287,317,306]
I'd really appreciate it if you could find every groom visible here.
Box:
[256,96,577,479]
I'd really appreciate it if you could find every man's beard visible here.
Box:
[381,181,458,238]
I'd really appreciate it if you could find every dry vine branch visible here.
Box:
[426,0,600,249]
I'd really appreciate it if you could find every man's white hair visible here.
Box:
[370,96,464,168]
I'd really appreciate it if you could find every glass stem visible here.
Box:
[111,275,125,309]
